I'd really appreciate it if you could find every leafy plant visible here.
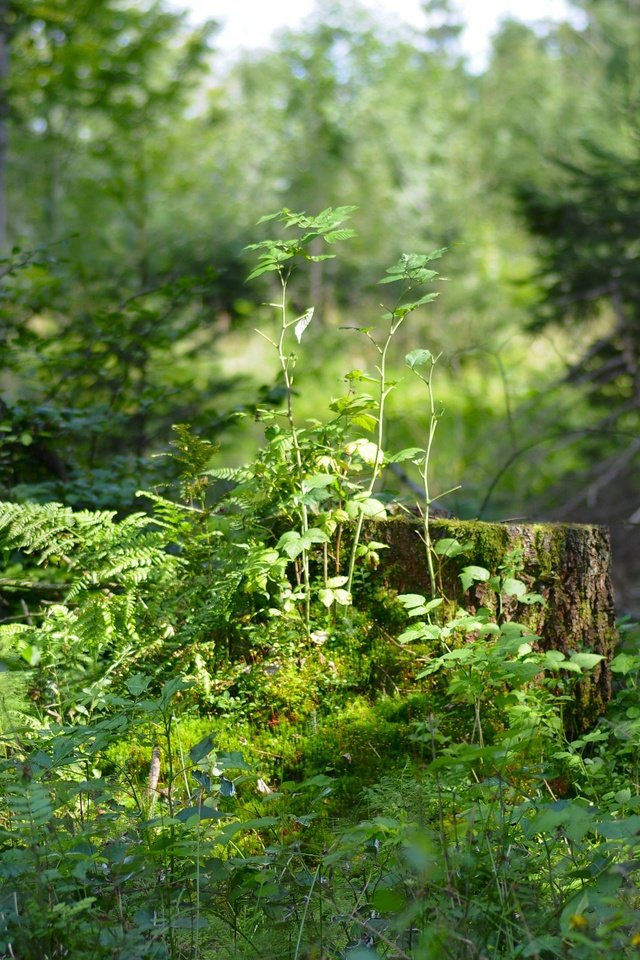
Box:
[0,205,635,960]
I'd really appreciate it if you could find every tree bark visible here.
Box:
[363,517,617,733]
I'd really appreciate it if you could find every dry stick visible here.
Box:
[147,745,161,801]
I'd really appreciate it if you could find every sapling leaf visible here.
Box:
[339,325,376,334]
[20,643,41,666]
[425,597,443,611]
[306,527,330,544]
[398,623,442,643]
[294,307,314,343]
[344,368,378,383]
[176,805,226,823]
[519,592,546,606]
[398,626,426,643]
[397,593,427,608]
[346,497,386,518]
[333,588,352,606]
[323,228,357,243]
[351,413,378,432]
[190,733,216,763]
[610,652,637,674]
[326,575,348,588]
[502,578,527,597]
[389,447,425,462]
[542,650,566,670]
[344,438,381,465]
[159,677,191,708]
[459,565,491,592]
[435,538,472,558]
[302,473,335,491]
[192,769,212,792]
[216,750,252,770]
[219,776,236,798]
[277,531,304,558]
[319,588,334,608]
[500,621,537,638]
[361,498,387,517]
[596,816,640,839]
[569,652,604,671]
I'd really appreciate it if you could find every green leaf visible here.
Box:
[597,815,640,839]
[398,626,426,643]
[389,446,425,463]
[351,413,378,432]
[343,368,378,384]
[397,593,427,608]
[219,776,236,797]
[542,650,566,670]
[319,588,334,608]
[521,937,564,958]
[519,592,546,606]
[278,530,302,554]
[176,805,226,823]
[332,589,352,606]
[20,643,41,667]
[398,623,441,643]
[434,538,472,557]
[216,750,252,770]
[159,677,191,708]
[192,769,211,792]
[190,733,216,763]
[569,652,604,671]
[323,228,357,243]
[405,349,432,369]
[610,652,638,674]
[125,673,152,697]
[425,597,443,612]
[306,527,330,544]
[502,577,527,597]
[326,575,348,588]
[459,565,491,591]
[294,307,314,343]
[302,473,335,492]
[354,497,387,518]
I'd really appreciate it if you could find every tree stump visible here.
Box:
[363,517,617,732]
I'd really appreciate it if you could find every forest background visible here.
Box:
[1,0,639,614]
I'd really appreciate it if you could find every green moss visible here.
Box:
[533,524,565,581]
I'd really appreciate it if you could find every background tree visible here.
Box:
[1,0,638,609]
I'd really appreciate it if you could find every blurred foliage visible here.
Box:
[0,0,639,605]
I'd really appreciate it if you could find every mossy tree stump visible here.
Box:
[363,518,617,732]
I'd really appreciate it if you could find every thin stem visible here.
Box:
[293,859,322,960]
[276,270,311,632]
[346,331,392,594]
[421,357,440,599]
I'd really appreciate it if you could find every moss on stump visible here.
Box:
[362,517,617,733]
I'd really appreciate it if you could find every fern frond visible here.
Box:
[205,466,253,483]
[4,781,54,831]
[0,501,81,562]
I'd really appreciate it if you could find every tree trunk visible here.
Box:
[363,517,617,733]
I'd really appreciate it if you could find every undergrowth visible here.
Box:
[0,208,638,958]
